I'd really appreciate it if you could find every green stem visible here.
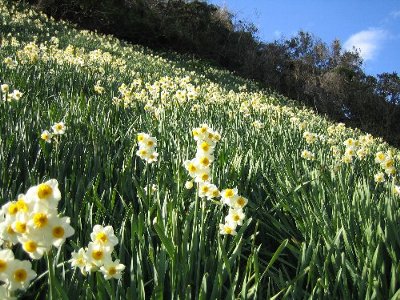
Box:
[192,184,200,296]
[196,198,206,297]
[145,164,151,208]
[46,251,56,300]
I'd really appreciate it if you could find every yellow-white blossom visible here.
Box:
[86,242,112,267]
[70,248,89,275]
[6,260,36,291]
[231,195,248,209]
[40,130,53,143]
[301,150,315,161]
[225,208,245,226]
[0,84,9,94]
[136,133,158,164]
[221,188,238,205]
[10,90,23,101]
[18,234,48,260]
[219,223,237,236]
[46,216,75,248]
[90,225,118,251]
[393,185,400,196]
[94,81,105,94]
[99,259,125,280]
[374,172,385,183]
[0,249,15,281]
[185,180,194,189]
[375,151,386,164]
[25,179,61,211]
[51,122,66,135]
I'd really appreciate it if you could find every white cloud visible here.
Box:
[390,10,400,18]
[344,29,388,61]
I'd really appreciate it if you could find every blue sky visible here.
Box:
[208,0,400,76]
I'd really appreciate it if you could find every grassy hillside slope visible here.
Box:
[1,1,400,299]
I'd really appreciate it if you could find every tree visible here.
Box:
[376,72,400,105]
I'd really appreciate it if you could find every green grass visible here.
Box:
[1,1,400,299]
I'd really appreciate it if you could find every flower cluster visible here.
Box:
[3,57,18,69]
[113,81,142,107]
[0,83,23,102]
[303,131,318,144]
[70,225,125,280]
[0,179,75,259]
[219,188,248,236]
[340,137,370,164]
[183,124,247,236]
[374,150,397,183]
[136,133,158,164]
[252,120,265,130]
[184,124,221,186]
[0,179,74,296]
[327,122,346,136]
[16,42,40,64]
[94,81,105,95]
[301,149,315,161]
[40,121,66,143]
[393,185,400,196]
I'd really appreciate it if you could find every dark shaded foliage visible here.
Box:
[27,0,400,145]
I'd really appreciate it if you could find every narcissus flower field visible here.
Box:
[1,1,400,299]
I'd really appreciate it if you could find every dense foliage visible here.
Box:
[26,0,400,146]
[2,1,400,299]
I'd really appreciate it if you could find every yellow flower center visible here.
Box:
[233,215,240,222]
[201,186,209,193]
[16,199,28,212]
[237,197,245,207]
[225,189,234,198]
[52,226,65,238]
[24,240,38,253]
[92,250,104,260]
[200,142,210,152]
[0,260,7,272]
[15,221,27,234]
[37,184,53,199]
[192,129,199,137]
[108,267,117,276]
[385,160,394,168]
[56,124,63,131]
[8,203,18,215]
[199,157,210,167]
[139,149,147,156]
[33,213,48,228]
[7,225,15,235]
[200,127,207,134]
[13,269,27,282]
[201,174,209,181]
[377,153,385,160]
[188,164,197,173]
[225,227,232,234]
[147,140,154,147]
[137,134,144,142]
[212,190,219,197]
[95,232,108,243]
